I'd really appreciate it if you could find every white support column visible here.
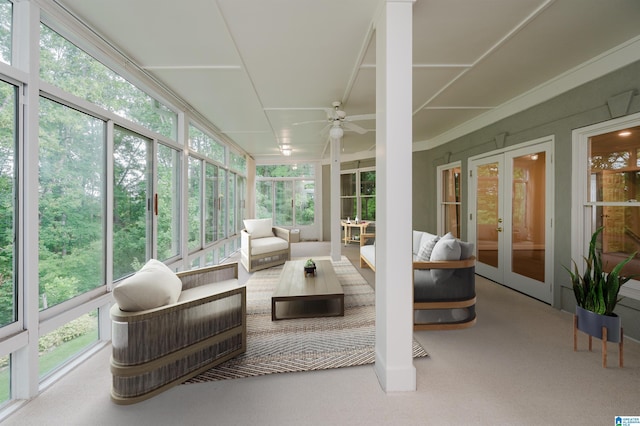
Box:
[330,132,342,261]
[374,0,416,392]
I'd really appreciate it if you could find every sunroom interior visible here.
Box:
[2,0,640,423]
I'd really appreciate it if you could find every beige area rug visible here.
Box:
[185,257,427,383]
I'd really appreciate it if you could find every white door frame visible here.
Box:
[468,136,555,303]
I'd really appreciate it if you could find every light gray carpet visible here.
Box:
[185,257,427,383]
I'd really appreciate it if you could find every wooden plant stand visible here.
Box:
[573,315,623,368]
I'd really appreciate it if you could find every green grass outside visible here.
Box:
[0,328,99,403]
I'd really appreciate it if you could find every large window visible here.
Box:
[573,117,640,301]
[0,4,248,409]
[229,151,247,174]
[40,25,177,141]
[256,164,316,227]
[204,162,219,245]
[437,163,462,237]
[189,124,224,163]
[38,97,105,310]
[587,125,640,274]
[113,127,152,280]
[156,144,181,261]
[188,156,202,252]
[0,80,16,329]
[0,1,11,65]
[341,168,375,222]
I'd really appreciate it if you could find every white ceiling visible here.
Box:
[56,0,640,162]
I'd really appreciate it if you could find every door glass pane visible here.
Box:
[256,181,273,220]
[228,172,236,235]
[477,162,499,268]
[39,98,105,310]
[295,180,314,226]
[156,144,180,261]
[113,127,151,280]
[275,181,293,226]
[0,81,16,327]
[511,152,545,282]
[204,163,217,244]
[218,168,227,239]
[237,176,246,224]
[188,156,201,251]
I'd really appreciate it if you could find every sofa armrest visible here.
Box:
[413,256,476,270]
[177,262,238,291]
[360,233,375,247]
[241,229,251,252]
[273,226,290,242]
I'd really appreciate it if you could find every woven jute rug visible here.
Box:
[185,257,428,383]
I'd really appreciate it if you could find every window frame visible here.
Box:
[436,161,462,237]
[572,111,640,301]
[340,166,376,223]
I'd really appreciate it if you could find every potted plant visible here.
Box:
[565,226,637,343]
[304,258,316,277]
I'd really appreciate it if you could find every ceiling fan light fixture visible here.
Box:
[329,125,344,140]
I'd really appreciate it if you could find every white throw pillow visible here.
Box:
[113,259,182,312]
[416,237,439,261]
[243,218,274,239]
[430,237,461,283]
[459,240,475,260]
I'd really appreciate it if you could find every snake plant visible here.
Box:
[565,227,637,316]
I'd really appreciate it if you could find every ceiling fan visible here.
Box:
[294,101,375,136]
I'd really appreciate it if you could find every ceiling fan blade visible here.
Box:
[342,121,368,135]
[319,123,331,137]
[292,119,328,126]
[345,113,375,122]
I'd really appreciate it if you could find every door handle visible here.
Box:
[496,227,503,232]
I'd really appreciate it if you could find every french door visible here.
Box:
[468,139,554,303]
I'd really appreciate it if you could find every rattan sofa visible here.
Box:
[110,262,246,404]
[360,230,476,330]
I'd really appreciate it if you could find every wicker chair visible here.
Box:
[110,263,246,404]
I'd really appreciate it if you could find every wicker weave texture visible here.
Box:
[110,263,246,404]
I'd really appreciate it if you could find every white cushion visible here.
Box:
[250,236,289,255]
[430,237,461,283]
[440,232,455,241]
[413,230,437,255]
[243,218,274,239]
[459,240,475,260]
[113,259,182,312]
[361,244,376,267]
[430,236,461,261]
[416,236,439,261]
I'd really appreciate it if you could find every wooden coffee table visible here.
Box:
[271,259,344,321]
